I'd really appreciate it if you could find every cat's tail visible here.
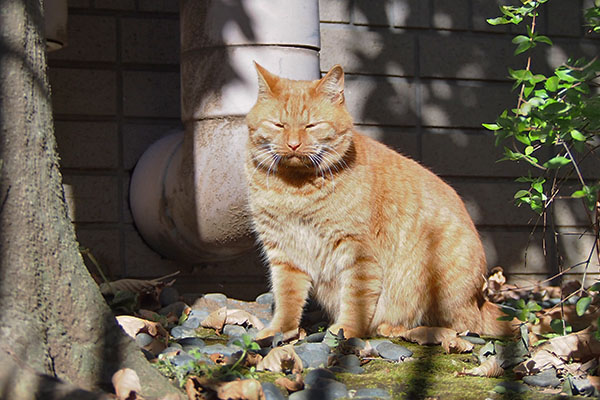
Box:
[480,301,517,337]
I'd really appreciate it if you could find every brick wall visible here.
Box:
[49,0,599,300]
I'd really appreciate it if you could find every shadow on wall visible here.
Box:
[322,0,600,284]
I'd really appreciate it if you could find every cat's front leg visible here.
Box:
[329,254,382,338]
[256,260,312,341]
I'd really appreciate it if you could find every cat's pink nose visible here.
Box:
[287,142,301,151]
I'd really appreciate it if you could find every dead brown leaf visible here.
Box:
[587,375,600,392]
[209,353,226,365]
[539,326,600,362]
[99,272,180,295]
[459,356,504,377]
[399,326,458,345]
[201,308,265,333]
[441,336,474,354]
[115,315,168,355]
[112,368,142,400]
[244,352,263,368]
[216,379,265,400]
[274,374,304,393]
[185,376,213,400]
[256,345,303,373]
[359,340,379,358]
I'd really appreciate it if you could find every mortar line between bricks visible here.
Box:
[115,13,127,277]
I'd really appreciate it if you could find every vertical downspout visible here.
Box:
[130,0,320,262]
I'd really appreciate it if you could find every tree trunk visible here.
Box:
[0,1,182,398]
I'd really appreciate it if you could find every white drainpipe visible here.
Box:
[130,0,320,262]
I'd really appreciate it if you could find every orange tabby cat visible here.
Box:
[245,62,511,339]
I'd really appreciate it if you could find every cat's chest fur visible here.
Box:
[250,187,358,284]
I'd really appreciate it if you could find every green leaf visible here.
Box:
[532,181,544,194]
[576,297,593,316]
[514,190,530,199]
[487,16,509,25]
[545,76,559,92]
[512,35,530,44]
[525,145,534,155]
[482,123,501,131]
[543,155,571,169]
[515,40,534,55]
[570,129,587,141]
[534,35,553,45]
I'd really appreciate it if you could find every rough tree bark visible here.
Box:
[0,1,183,398]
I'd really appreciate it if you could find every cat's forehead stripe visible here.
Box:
[282,88,310,121]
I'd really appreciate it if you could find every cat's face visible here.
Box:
[246,63,354,171]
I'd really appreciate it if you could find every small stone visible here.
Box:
[376,342,413,360]
[135,332,154,347]
[570,377,595,396]
[522,368,560,388]
[493,381,529,394]
[181,316,202,329]
[170,325,197,339]
[308,378,348,399]
[294,342,330,368]
[246,327,259,339]
[261,382,286,400]
[171,352,196,372]
[329,365,365,374]
[304,368,337,386]
[201,344,239,357]
[223,324,247,338]
[306,332,326,343]
[203,293,228,307]
[355,388,391,399]
[159,286,179,306]
[189,309,210,321]
[158,301,188,317]
[256,292,274,305]
[160,345,183,355]
[335,354,361,369]
[460,335,486,345]
[177,337,205,351]
[367,339,393,349]
[345,337,366,349]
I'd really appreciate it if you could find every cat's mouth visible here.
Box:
[282,153,309,167]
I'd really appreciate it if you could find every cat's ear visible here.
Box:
[254,62,278,100]
[316,65,345,104]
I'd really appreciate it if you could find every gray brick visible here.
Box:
[321,26,415,76]
[353,0,393,26]
[479,229,552,275]
[449,180,534,226]
[472,0,510,33]
[555,229,600,274]
[93,0,134,10]
[49,15,116,62]
[63,175,119,222]
[68,0,91,8]
[432,0,469,30]
[546,0,583,37]
[121,18,180,64]
[420,33,524,81]
[122,71,180,118]
[122,123,182,170]
[357,125,420,161]
[76,229,122,278]
[137,0,179,12]
[421,129,536,177]
[124,228,185,277]
[49,68,116,115]
[345,75,417,126]
[391,0,430,28]
[421,81,514,128]
[55,121,119,169]
[319,0,351,23]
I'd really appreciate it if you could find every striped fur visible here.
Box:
[245,63,512,338]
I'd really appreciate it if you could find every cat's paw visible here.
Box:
[255,326,299,346]
[376,323,407,337]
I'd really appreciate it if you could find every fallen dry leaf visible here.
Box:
[216,379,265,400]
[201,307,228,332]
[112,368,142,400]
[587,376,600,392]
[399,326,458,345]
[201,308,265,333]
[185,376,213,400]
[115,315,168,355]
[116,315,168,338]
[244,352,263,368]
[274,374,304,393]
[460,356,504,377]
[99,271,180,295]
[539,326,600,362]
[257,345,303,373]
[442,336,474,354]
